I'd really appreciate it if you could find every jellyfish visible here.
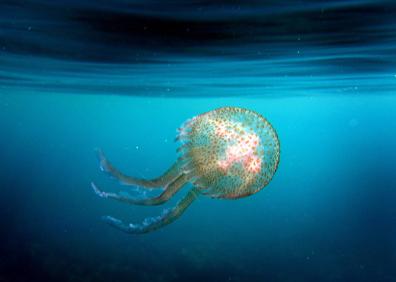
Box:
[92,107,280,234]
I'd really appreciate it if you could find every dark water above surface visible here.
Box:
[1,0,396,97]
[1,1,396,282]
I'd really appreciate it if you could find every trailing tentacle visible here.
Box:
[102,187,200,234]
[97,149,183,188]
[91,173,191,206]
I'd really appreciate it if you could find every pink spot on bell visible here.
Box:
[244,155,262,173]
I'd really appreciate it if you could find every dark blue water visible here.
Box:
[1,1,396,281]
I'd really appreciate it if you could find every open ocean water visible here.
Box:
[1,1,396,281]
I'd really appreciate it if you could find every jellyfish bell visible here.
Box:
[176,107,280,199]
[92,107,280,234]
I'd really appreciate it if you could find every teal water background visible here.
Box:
[1,93,395,281]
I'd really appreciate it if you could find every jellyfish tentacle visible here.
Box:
[102,187,200,234]
[91,172,191,206]
[97,148,182,188]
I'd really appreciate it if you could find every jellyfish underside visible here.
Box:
[92,107,280,234]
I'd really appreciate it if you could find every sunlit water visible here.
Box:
[1,1,396,281]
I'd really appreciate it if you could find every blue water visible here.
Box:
[1,1,396,281]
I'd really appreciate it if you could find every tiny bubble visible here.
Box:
[135,146,139,150]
